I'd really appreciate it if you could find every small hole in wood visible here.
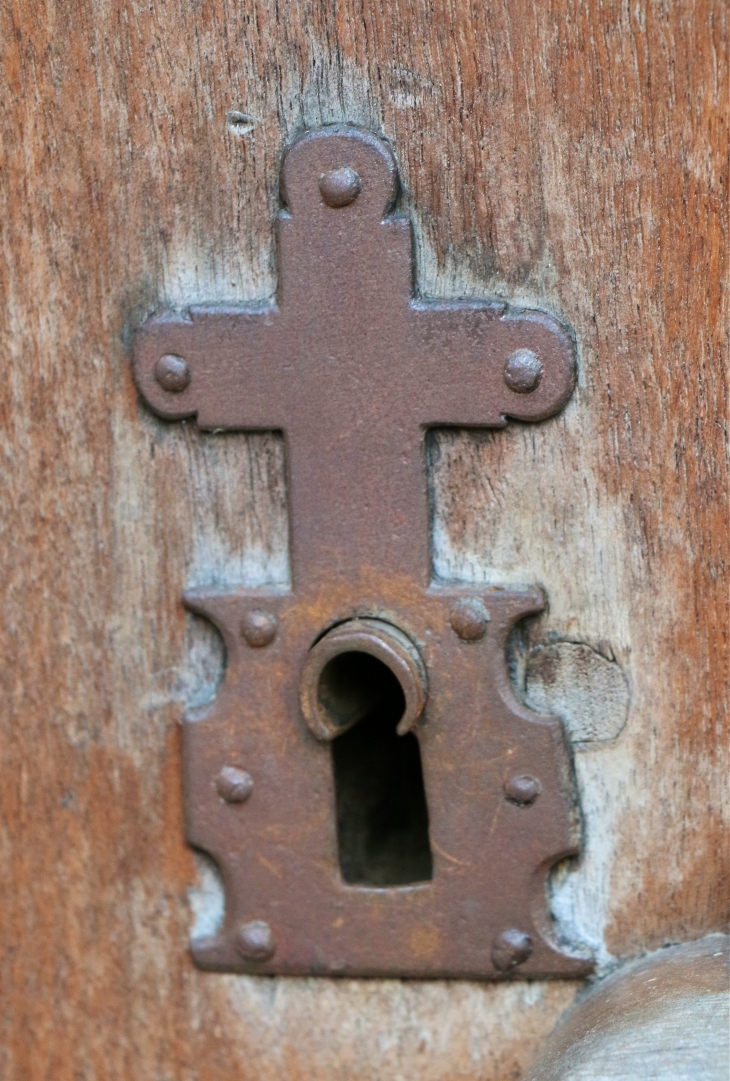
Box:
[226,110,256,137]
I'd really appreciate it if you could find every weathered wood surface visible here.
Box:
[0,1,727,1078]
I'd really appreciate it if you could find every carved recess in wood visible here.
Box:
[132,126,590,979]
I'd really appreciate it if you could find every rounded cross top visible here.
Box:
[280,126,399,220]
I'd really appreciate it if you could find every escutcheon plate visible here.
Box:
[132,125,590,979]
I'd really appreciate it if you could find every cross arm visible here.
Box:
[132,304,287,430]
[408,302,576,427]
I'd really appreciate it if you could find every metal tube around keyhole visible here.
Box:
[299,618,428,741]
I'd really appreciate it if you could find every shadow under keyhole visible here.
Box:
[321,651,433,887]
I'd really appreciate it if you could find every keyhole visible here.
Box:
[320,651,434,887]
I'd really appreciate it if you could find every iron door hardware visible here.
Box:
[133,125,590,980]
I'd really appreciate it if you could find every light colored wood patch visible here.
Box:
[524,642,629,744]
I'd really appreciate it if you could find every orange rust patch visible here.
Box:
[409,923,442,959]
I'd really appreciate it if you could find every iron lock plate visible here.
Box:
[133,126,590,980]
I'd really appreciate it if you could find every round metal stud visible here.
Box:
[241,609,278,648]
[492,928,533,972]
[504,348,543,393]
[216,766,254,804]
[504,773,541,806]
[154,353,191,392]
[319,167,362,208]
[450,599,490,642]
[237,920,276,961]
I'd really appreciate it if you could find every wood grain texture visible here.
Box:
[0,0,727,1078]
[522,642,629,743]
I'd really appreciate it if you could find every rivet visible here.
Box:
[504,349,543,393]
[237,920,276,961]
[154,353,191,392]
[450,599,490,642]
[216,766,254,804]
[241,609,278,647]
[319,167,362,208]
[504,773,541,806]
[492,929,533,972]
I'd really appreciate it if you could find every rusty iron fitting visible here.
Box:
[236,920,276,961]
[450,598,490,641]
[241,609,278,647]
[504,773,541,805]
[154,353,191,392]
[492,928,533,971]
[504,348,543,393]
[319,166,362,208]
[299,618,427,741]
[216,766,254,804]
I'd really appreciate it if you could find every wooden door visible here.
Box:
[0,2,726,1078]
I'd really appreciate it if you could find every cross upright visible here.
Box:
[134,126,575,594]
[132,126,588,981]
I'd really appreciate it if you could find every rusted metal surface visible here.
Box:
[132,125,588,979]
[299,618,428,740]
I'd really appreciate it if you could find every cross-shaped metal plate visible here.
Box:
[133,125,590,979]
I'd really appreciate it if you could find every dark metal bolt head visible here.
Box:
[154,353,191,392]
[504,348,543,393]
[241,609,278,647]
[492,929,533,972]
[504,773,542,806]
[450,599,490,642]
[237,920,276,961]
[319,167,362,208]
[216,766,254,803]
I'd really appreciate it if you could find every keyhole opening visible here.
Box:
[321,651,434,887]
